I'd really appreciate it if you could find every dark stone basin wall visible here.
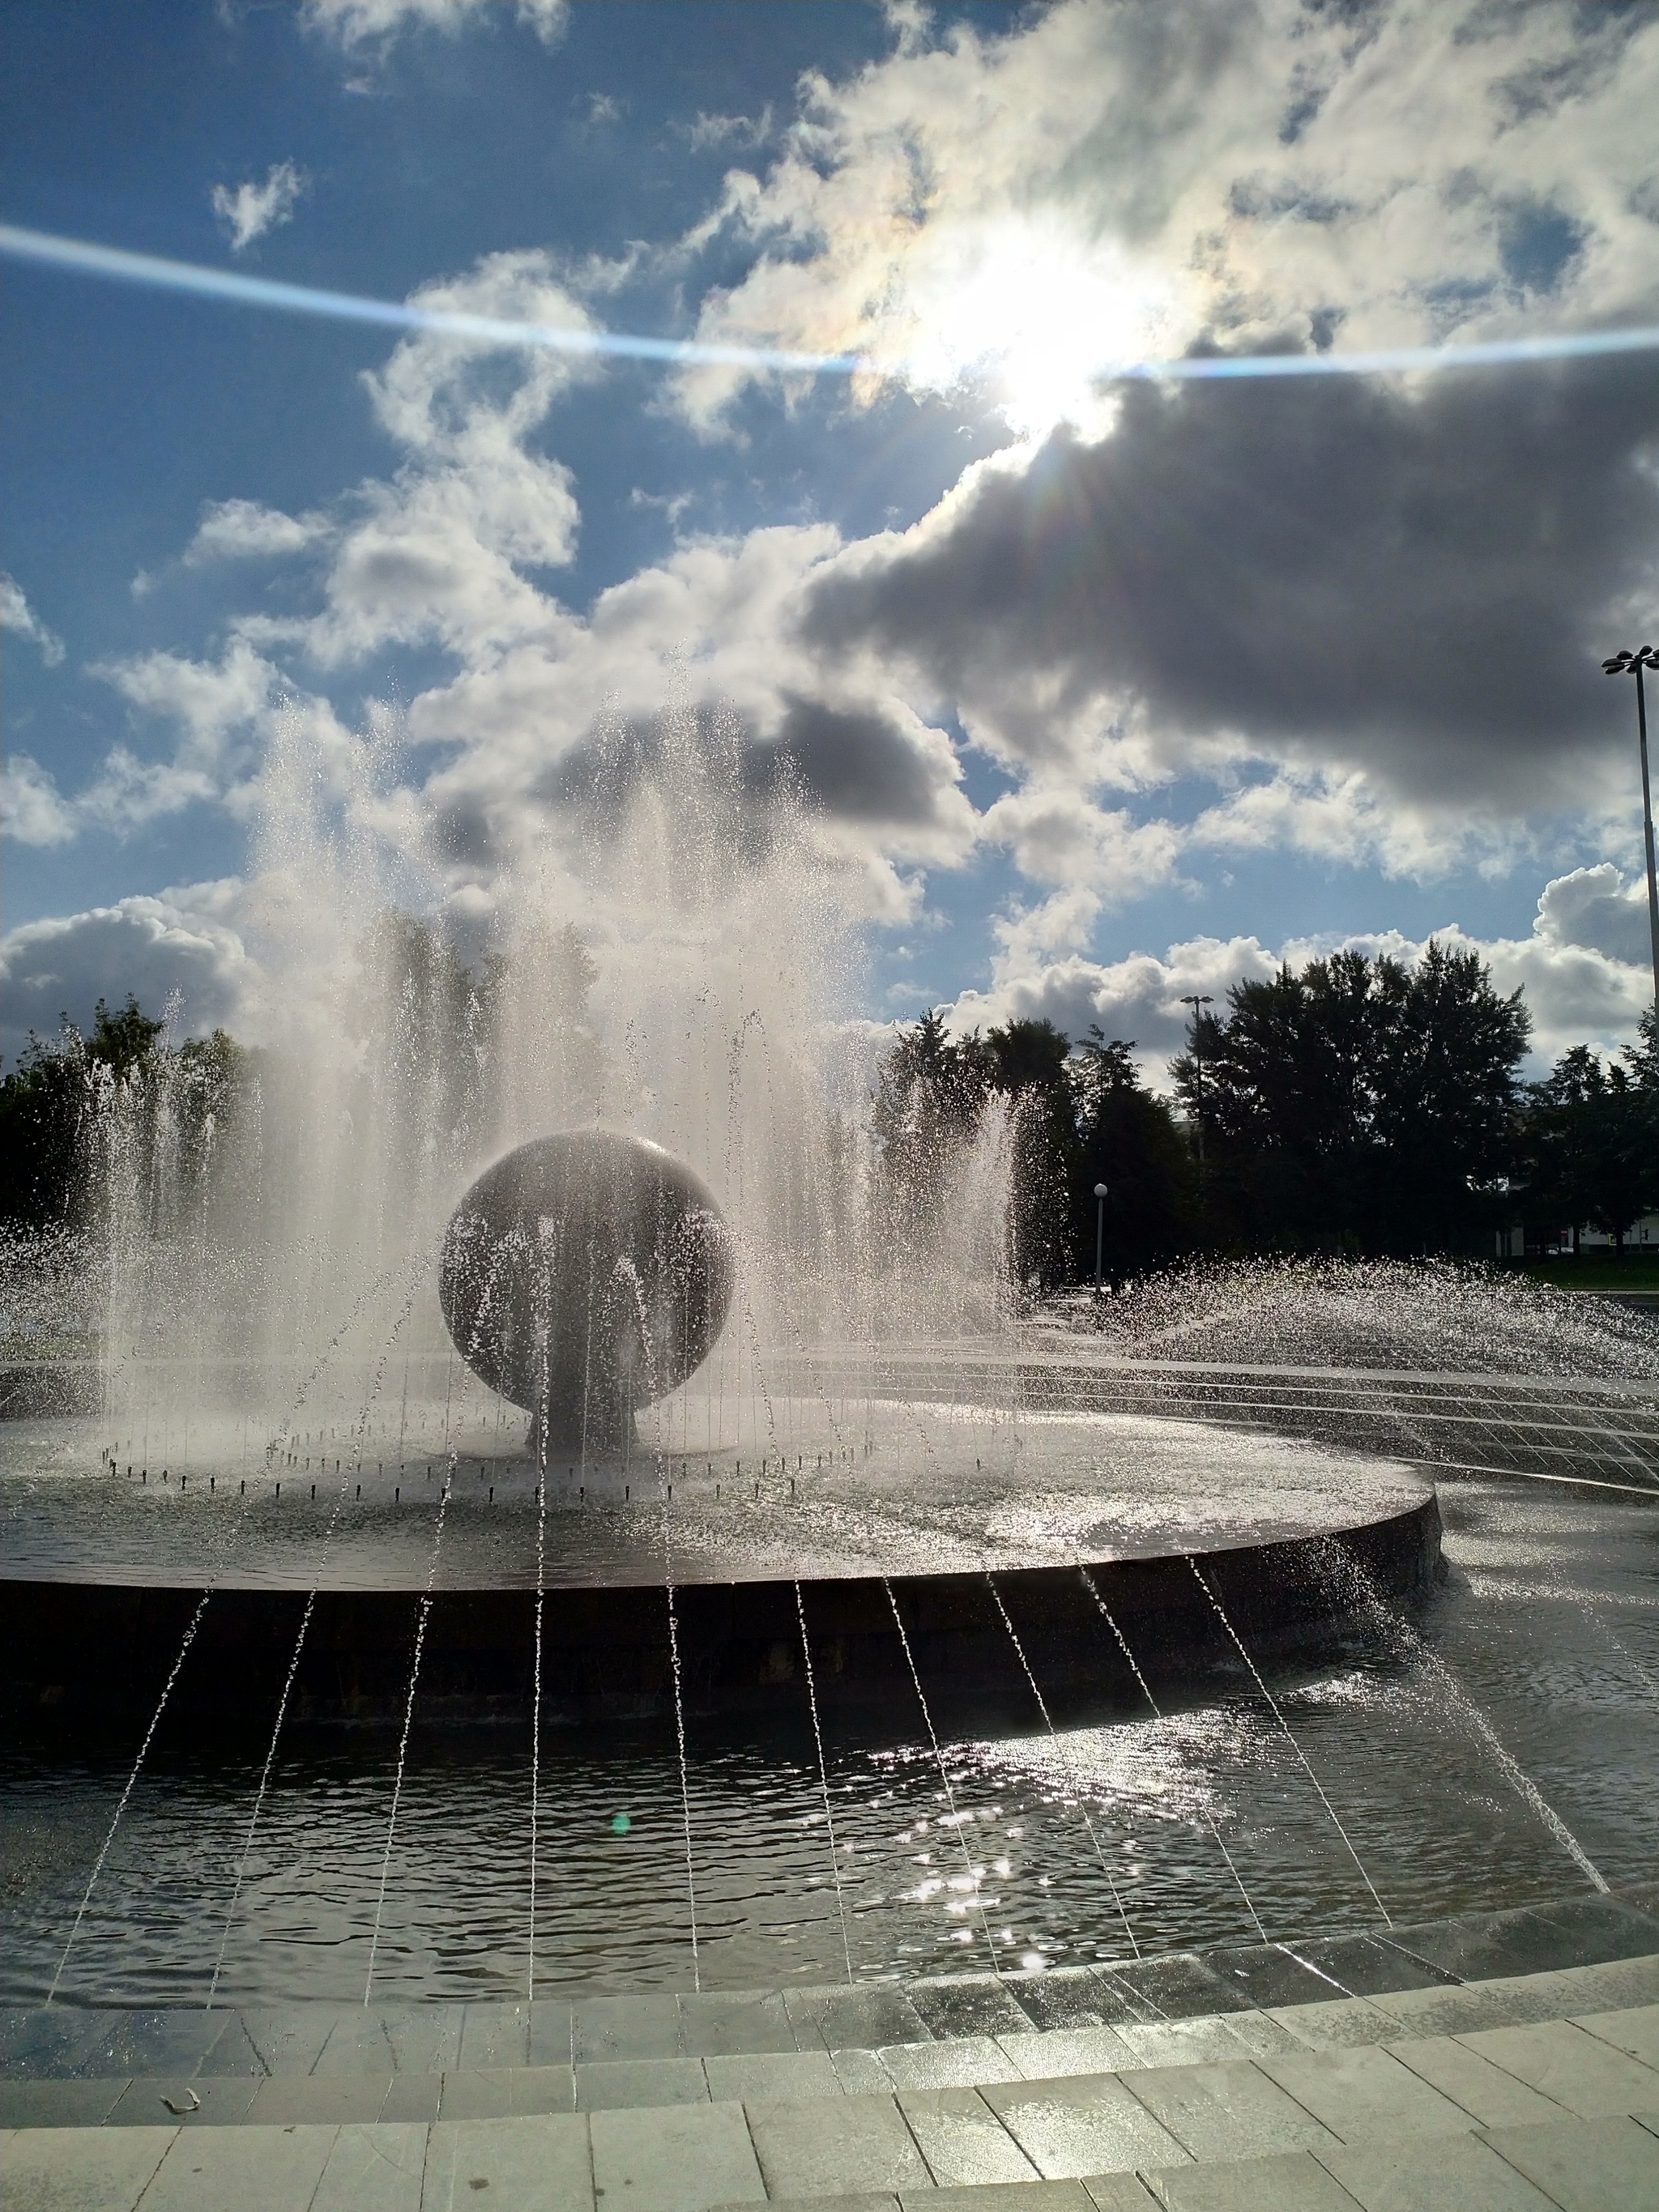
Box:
[2,1495,1439,1733]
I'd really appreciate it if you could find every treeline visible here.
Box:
[872,944,1659,1282]
[7,937,1657,1276]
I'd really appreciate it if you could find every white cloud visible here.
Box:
[1,573,65,667]
[211,161,308,254]
[674,0,1659,434]
[301,0,568,53]
[234,251,595,668]
[1,755,77,848]
[183,498,329,565]
[0,881,255,1065]
[940,862,1659,1081]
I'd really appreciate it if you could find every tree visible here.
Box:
[1170,944,1530,1254]
[1069,1032,1198,1279]
[983,1018,1077,1287]
[1521,1044,1659,1253]
[0,998,167,1228]
[870,1010,992,1253]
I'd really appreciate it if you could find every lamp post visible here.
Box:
[1179,994,1213,1166]
[1094,1181,1108,1295]
[1601,646,1659,1016]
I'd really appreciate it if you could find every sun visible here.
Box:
[903,222,1180,440]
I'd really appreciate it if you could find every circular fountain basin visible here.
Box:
[2,1401,1439,1725]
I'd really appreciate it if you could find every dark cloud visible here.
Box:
[800,351,1659,807]
[757,695,953,825]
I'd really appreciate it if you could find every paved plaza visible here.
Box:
[5,1895,1658,2210]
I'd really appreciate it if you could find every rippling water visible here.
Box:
[2,1475,1655,2005]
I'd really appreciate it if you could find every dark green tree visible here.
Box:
[1170,944,1529,1254]
[869,1010,992,1252]
[1520,1043,1659,1253]
[982,1018,1078,1287]
[1068,1032,1198,1280]
[0,998,167,1228]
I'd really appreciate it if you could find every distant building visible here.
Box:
[1496,1217,1659,1258]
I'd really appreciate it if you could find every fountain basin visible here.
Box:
[1,1408,1439,1724]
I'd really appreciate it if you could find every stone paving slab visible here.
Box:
[1312,2129,1559,2210]
[897,2086,1043,2186]
[1385,2035,1570,2129]
[1252,2043,1480,2142]
[0,2122,174,2212]
[681,1993,798,2057]
[1115,2060,1341,2164]
[138,2116,339,2210]
[1480,2110,1659,2211]
[910,1978,1043,2044]
[309,2120,427,2212]
[425,2112,592,2212]
[705,2052,842,2103]
[438,2063,578,2118]
[975,2073,1191,2178]
[879,2035,1022,2090]
[578,2056,710,2111]
[1457,2018,1659,2120]
[746,2091,932,2198]
[1141,2147,1354,2210]
[1572,2002,1659,2069]
[996,2028,1138,2082]
[104,2075,262,2127]
[591,2099,763,2212]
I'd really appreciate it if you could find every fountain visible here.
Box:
[1,705,1653,2009]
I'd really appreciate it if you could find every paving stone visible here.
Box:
[437,2065,577,2118]
[1386,2035,1570,2128]
[736,2197,898,2212]
[1112,2019,1259,2070]
[0,2075,131,2129]
[1265,1997,1400,2051]
[1213,2010,1309,2058]
[576,2056,710,2111]
[908,1976,1038,2041]
[879,2035,1021,2088]
[902,2185,1095,2212]
[458,2000,531,2069]
[379,2072,443,2122]
[591,2098,761,2212]
[139,2119,339,2210]
[69,2011,243,2082]
[1385,1910,1554,1984]
[1458,2018,1659,2118]
[1202,1944,1350,2012]
[977,2072,1191,2178]
[897,2085,1041,2185]
[1000,1971,1118,2034]
[0,2007,111,2079]
[237,2005,343,2078]
[1252,2044,1480,2142]
[996,2027,1137,2081]
[1490,1957,1659,2019]
[1314,2127,1560,2208]
[1078,2177,1160,2210]
[1530,1894,1659,1965]
[312,2012,396,2075]
[1363,1983,1536,2040]
[1572,2002,1659,2069]
[527,1997,576,2067]
[103,2075,262,2127]
[574,1994,683,2063]
[0,2122,174,2211]
[382,2005,464,2074]
[1141,2148,1357,2210]
[785,1984,931,2052]
[702,2050,841,2102]
[1110,1955,1248,2022]
[1118,2059,1342,2163]
[245,2073,393,2125]
[1482,2111,1659,2211]
[309,2120,428,2212]
[1295,1933,1452,1999]
[746,2090,932,2197]
[425,2112,593,2212]
[679,1991,796,2056]
[831,2047,894,2095]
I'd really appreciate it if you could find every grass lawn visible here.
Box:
[1499,1255,1659,1294]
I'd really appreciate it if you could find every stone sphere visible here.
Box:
[439,1130,736,1455]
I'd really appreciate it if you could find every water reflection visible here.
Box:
[2,1478,1655,2005]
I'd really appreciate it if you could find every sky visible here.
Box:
[3,0,1658,1084]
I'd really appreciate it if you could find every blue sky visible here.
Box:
[4,0,1658,1078]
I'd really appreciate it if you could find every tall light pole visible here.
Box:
[1601,646,1659,1016]
[1179,994,1213,1166]
[1094,1181,1108,1295]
